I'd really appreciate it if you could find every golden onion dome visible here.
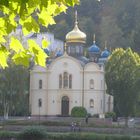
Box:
[66,11,86,44]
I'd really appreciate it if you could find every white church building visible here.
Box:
[29,13,113,116]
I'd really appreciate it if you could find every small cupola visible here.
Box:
[88,34,100,62]
[101,41,110,58]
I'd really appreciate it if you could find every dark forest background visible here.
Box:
[45,0,140,53]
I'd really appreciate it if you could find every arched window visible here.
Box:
[90,79,94,89]
[38,98,42,107]
[63,72,68,88]
[90,99,94,108]
[69,74,72,89]
[59,74,62,89]
[39,80,42,89]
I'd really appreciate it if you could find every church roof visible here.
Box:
[77,56,89,66]
[88,43,100,53]
[56,50,63,57]
[66,11,86,44]
[101,49,110,58]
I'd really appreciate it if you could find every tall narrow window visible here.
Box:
[69,74,72,89]
[39,80,42,89]
[90,99,94,108]
[101,100,102,109]
[63,72,68,88]
[76,46,79,53]
[59,74,62,89]
[38,98,42,107]
[90,79,94,89]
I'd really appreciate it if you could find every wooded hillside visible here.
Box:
[48,0,140,53]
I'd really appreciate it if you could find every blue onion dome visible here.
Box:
[88,42,100,53]
[44,48,50,55]
[101,48,110,58]
[56,50,63,57]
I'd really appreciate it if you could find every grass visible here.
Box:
[1,131,140,140]
[0,119,120,128]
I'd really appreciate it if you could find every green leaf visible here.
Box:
[20,16,40,36]
[54,3,67,15]
[0,35,6,43]
[10,37,24,52]
[42,39,49,49]
[58,3,67,13]
[12,51,31,67]
[0,0,78,68]
[0,46,9,68]
[0,0,9,6]
[1,6,10,14]
[38,8,55,27]
[28,0,41,8]
[46,0,57,15]
[65,0,79,6]
[0,18,6,27]
[9,13,17,26]
[28,39,48,67]
[9,1,19,11]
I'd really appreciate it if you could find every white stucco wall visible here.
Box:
[30,66,48,115]
[30,55,113,116]
[46,55,83,115]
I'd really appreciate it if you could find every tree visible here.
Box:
[47,0,140,54]
[100,16,125,49]
[0,0,79,68]
[0,64,29,119]
[105,48,140,127]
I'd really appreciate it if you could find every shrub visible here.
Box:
[93,114,99,118]
[47,133,139,140]
[71,106,87,117]
[105,112,116,119]
[18,126,47,140]
[0,131,17,139]
[87,113,91,117]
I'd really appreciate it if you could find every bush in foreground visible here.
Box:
[0,131,140,140]
[18,126,47,140]
[71,106,87,117]
[0,131,17,139]
[47,133,140,140]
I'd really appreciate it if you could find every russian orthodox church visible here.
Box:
[30,12,113,116]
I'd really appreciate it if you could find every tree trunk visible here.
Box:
[125,117,128,127]
[4,102,9,120]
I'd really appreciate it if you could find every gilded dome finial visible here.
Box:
[75,10,78,26]
[65,10,86,44]
[93,34,96,44]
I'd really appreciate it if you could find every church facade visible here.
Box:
[30,13,113,116]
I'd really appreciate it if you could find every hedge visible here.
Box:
[47,133,140,140]
[0,131,18,139]
[0,131,140,140]
[71,106,87,117]
[17,126,47,140]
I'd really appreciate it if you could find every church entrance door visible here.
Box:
[61,96,69,116]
